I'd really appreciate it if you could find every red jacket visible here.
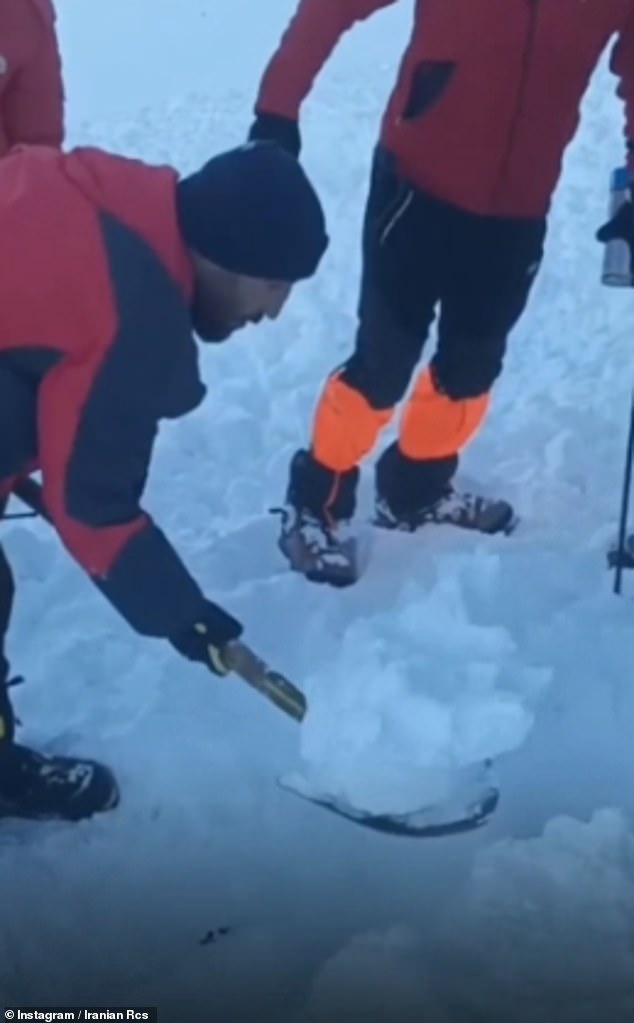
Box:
[0,0,64,154]
[255,0,634,217]
[0,145,210,639]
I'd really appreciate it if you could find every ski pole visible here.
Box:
[11,477,307,721]
[612,388,634,595]
[601,166,634,594]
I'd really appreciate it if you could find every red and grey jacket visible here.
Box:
[0,0,64,154]
[255,0,634,217]
[0,145,209,639]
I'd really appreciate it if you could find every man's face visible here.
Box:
[191,253,293,342]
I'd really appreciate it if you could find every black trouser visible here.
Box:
[294,147,547,519]
[346,147,546,401]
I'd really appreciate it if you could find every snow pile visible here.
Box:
[287,548,550,815]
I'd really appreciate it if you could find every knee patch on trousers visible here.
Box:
[311,373,393,472]
[399,367,490,461]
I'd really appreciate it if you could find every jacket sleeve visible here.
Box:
[36,220,211,640]
[610,10,634,173]
[4,0,64,148]
[255,0,398,120]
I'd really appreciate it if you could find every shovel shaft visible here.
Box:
[222,641,307,722]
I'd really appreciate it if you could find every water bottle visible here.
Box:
[601,166,632,287]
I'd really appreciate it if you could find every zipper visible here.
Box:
[492,0,540,208]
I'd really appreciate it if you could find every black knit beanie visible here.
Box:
[175,142,329,282]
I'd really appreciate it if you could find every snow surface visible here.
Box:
[3,0,634,1019]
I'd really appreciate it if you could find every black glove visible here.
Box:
[169,600,244,677]
[248,112,301,158]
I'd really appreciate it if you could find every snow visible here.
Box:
[299,810,634,1023]
[3,0,634,1019]
[437,809,634,1022]
[284,559,547,814]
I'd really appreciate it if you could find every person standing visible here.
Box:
[250,0,634,586]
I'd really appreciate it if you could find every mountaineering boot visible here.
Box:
[375,488,517,534]
[0,672,120,822]
[272,449,361,586]
[374,442,517,535]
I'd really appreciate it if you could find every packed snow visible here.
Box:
[2,0,634,1019]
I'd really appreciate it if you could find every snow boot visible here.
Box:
[374,489,517,534]
[273,504,359,586]
[272,449,361,586]
[0,675,120,822]
[374,442,517,536]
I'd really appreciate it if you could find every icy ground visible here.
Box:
[3,0,634,1019]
